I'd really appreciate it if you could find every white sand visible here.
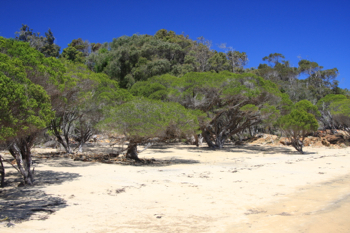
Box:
[1,143,350,232]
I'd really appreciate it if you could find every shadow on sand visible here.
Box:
[147,143,316,155]
[0,169,80,225]
[34,156,98,168]
[143,158,200,167]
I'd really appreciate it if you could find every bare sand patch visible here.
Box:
[1,144,350,232]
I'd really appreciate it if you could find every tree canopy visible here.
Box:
[131,71,285,148]
[15,25,60,57]
[0,36,66,184]
[86,29,248,88]
[98,98,200,160]
[278,100,319,153]
[1,26,349,170]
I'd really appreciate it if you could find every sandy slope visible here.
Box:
[1,143,350,232]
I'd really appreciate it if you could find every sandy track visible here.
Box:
[1,144,350,232]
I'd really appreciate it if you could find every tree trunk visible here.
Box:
[9,142,34,185]
[203,129,228,149]
[50,113,77,154]
[0,155,5,188]
[195,134,203,147]
[202,131,216,149]
[215,134,227,149]
[77,143,84,153]
[23,147,34,185]
[291,137,304,154]
[75,125,92,153]
[126,142,140,161]
[56,135,73,153]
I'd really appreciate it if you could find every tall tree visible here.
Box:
[40,29,60,57]
[262,53,285,66]
[317,94,350,133]
[317,94,347,130]
[15,25,60,57]
[219,44,248,73]
[0,37,66,184]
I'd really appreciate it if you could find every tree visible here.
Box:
[60,45,85,63]
[15,25,60,57]
[317,94,347,130]
[60,38,92,63]
[49,60,133,153]
[278,100,319,153]
[208,51,230,72]
[262,53,285,66]
[317,94,350,133]
[256,54,339,103]
[40,29,60,57]
[331,98,350,133]
[219,44,248,73]
[91,42,102,53]
[98,98,199,161]
[86,30,237,88]
[131,72,284,149]
[70,38,90,56]
[298,59,339,101]
[0,37,66,185]
[15,24,45,50]
[192,36,212,72]
[0,70,52,186]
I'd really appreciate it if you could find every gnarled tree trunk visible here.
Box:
[0,155,5,187]
[215,133,227,149]
[126,142,140,161]
[55,135,73,153]
[50,111,77,154]
[291,136,304,154]
[8,139,35,185]
[202,130,216,149]
[203,129,228,149]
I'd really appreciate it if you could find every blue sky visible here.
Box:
[1,0,349,89]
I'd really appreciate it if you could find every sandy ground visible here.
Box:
[1,143,350,232]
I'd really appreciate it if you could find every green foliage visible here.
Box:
[130,74,178,99]
[98,98,199,141]
[240,104,259,113]
[316,94,348,130]
[226,50,248,72]
[15,25,60,57]
[262,53,285,66]
[330,99,350,116]
[278,100,319,153]
[60,38,92,63]
[298,60,322,75]
[129,71,284,148]
[59,59,133,114]
[61,46,85,63]
[279,109,318,135]
[256,53,341,104]
[318,94,350,130]
[0,36,67,91]
[0,41,55,141]
[70,38,90,56]
[295,99,320,116]
[40,29,60,57]
[317,94,347,109]
[208,51,230,72]
[86,30,248,88]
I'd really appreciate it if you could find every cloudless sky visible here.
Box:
[1,0,349,88]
